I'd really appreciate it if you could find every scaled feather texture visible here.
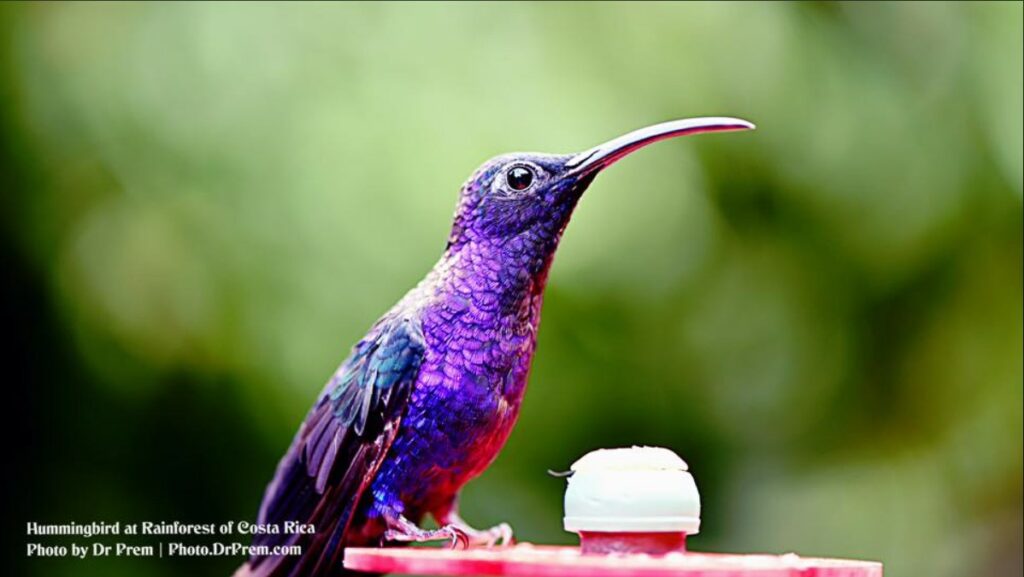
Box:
[236,118,754,577]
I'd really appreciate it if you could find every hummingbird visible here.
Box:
[237,117,754,577]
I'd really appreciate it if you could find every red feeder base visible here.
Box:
[344,545,882,576]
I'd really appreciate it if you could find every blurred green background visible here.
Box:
[3,2,1021,577]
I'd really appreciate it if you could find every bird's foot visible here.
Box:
[383,515,470,550]
[439,511,514,547]
[384,524,470,550]
[458,521,514,548]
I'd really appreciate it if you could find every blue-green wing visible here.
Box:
[241,315,425,577]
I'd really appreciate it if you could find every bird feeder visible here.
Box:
[344,446,883,576]
[564,446,700,555]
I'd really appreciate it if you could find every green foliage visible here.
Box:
[3,3,1020,577]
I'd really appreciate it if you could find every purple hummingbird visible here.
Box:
[237,117,754,577]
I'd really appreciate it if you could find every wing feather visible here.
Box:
[239,315,425,577]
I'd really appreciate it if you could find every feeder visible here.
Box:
[345,446,883,576]
[564,446,699,555]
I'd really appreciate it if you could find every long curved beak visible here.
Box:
[565,117,755,177]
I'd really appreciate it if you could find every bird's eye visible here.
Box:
[506,165,535,191]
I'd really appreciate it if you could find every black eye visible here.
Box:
[506,165,534,191]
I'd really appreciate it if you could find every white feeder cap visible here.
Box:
[563,446,701,534]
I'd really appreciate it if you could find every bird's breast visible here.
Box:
[372,251,548,511]
[374,298,540,506]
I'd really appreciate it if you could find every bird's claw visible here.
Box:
[444,525,471,550]
[384,509,512,549]
[482,522,514,547]
[384,524,470,550]
[456,521,513,548]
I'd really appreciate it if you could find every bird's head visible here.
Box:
[446,117,755,262]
